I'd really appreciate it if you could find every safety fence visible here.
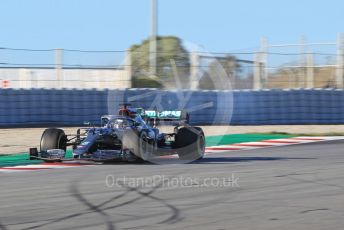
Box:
[0,88,343,127]
[2,34,344,91]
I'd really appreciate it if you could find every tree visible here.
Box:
[130,36,190,88]
[198,55,241,90]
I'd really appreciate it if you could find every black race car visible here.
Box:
[30,104,205,162]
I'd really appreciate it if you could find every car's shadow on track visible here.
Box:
[95,156,317,165]
[191,156,316,164]
[99,156,316,165]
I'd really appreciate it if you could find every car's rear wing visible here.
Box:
[143,110,189,125]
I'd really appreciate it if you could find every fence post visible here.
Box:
[300,36,307,88]
[306,53,314,88]
[125,50,132,88]
[149,0,157,77]
[260,37,268,89]
[19,68,31,88]
[336,33,344,88]
[55,48,63,88]
[253,52,262,89]
[190,52,199,89]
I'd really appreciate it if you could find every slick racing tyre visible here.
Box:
[175,127,205,161]
[40,128,67,152]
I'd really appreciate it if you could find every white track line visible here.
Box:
[0,163,92,173]
[1,136,343,172]
[205,136,344,153]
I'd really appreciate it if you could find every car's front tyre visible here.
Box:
[40,128,67,152]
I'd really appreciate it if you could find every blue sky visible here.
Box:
[0,0,343,52]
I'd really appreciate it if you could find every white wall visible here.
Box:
[0,68,131,89]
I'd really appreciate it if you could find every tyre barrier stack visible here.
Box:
[0,88,343,127]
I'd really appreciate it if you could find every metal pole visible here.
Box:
[190,52,198,89]
[300,36,307,87]
[306,53,314,88]
[150,0,157,77]
[336,33,344,88]
[55,48,63,88]
[260,37,268,89]
[253,52,262,89]
[125,50,132,88]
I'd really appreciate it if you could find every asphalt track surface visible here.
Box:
[1,140,344,230]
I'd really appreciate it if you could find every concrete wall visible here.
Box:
[0,88,343,127]
[0,68,131,89]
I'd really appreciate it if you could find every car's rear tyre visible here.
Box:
[40,128,67,152]
[138,131,154,161]
[175,127,205,161]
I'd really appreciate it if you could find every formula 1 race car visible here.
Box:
[29,104,205,162]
